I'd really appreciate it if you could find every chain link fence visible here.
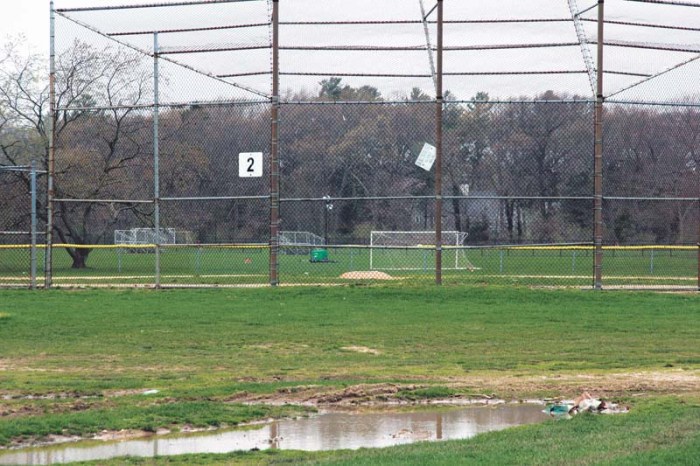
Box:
[0,166,45,288]
[1,0,697,289]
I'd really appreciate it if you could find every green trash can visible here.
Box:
[310,248,329,263]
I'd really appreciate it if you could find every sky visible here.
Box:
[2,0,699,102]
[2,0,50,54]
[1,1,158,55]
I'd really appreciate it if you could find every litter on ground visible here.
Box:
[544,392,629,418]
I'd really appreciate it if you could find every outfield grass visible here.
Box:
[1,286,699,383]
[0,285,698,458]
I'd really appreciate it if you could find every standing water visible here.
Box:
[0,404,547,465]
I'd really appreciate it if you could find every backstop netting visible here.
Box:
[2,0,696,287]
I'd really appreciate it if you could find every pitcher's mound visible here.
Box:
[340,271,396,280]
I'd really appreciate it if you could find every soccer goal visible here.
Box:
[114,228,194,252]
[369,231,477,271]
[279,231,325,255]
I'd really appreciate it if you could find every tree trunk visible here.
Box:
[69,248,91,269]
[451,184,463,232]
[517,203,524,242]
[504,200,514,242]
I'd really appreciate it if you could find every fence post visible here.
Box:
[46,0,56,289]
[153,32,161,289]
[269,0,280,286]
[435,0,443,285]
[593,0,605,290]
[30,161,37,290]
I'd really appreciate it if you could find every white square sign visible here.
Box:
[239,152,263,178]
[415,143,436,171]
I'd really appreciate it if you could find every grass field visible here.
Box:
[0,285,698,464]
[1,245,697,288]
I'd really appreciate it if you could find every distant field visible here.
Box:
[1,245,697,287]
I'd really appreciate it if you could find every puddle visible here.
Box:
[0,404,547,465]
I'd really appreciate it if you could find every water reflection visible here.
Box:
[0,404,547,465]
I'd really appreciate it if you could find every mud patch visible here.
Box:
[103,389,151,398]
[239,383,420,406]
[234,370,700,407]
[339,271,397,280]
[0,405,44,418]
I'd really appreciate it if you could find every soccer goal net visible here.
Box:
[114,228,194,252]
[279,231,325,255]
[369,231,477,271]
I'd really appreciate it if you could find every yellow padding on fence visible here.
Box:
[0,243,696,251]
[56,244,269,250]
[170,244,269,250]
[0,243,269,250]
[507,245,697,251]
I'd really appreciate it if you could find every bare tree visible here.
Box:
[0,38,153,268]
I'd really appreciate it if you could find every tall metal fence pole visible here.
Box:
[270,0,280,286]
[30,161,37,290]
[435,0,444,285]
[46,0,56,289]
[153,32,161,289]
[593,0,605,290]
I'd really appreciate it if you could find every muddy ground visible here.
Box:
[2,370,698,450]
[228,370,700,407]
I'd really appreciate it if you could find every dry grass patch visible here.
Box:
[341,346,381,355]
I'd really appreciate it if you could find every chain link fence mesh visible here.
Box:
[0,167,45,288]
[1,0,697,289]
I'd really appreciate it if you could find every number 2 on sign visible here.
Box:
[239,152,263,177]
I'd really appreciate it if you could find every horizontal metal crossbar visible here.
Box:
[159,44,270,54]
[280,72,432,78]
[109,22,269,36]
[278,99,596,105]
[57,0,261,13]
[53,199,155,204]
[582,18,700,32]
[598,39,700,53]
[43,195,699,204]
[56,99,268,111]
[624,0,700,7]
[280,70,588,78]
[218,71,272,78]
[277,43,580,52]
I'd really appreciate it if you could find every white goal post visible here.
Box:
[114,228,194,252]
[279,231,325,255]
[369,230,477,271]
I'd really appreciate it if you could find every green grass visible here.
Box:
[1,246,697,287]
[0,285,698,459]
[396,386,458,400]
[1,286,698,383]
